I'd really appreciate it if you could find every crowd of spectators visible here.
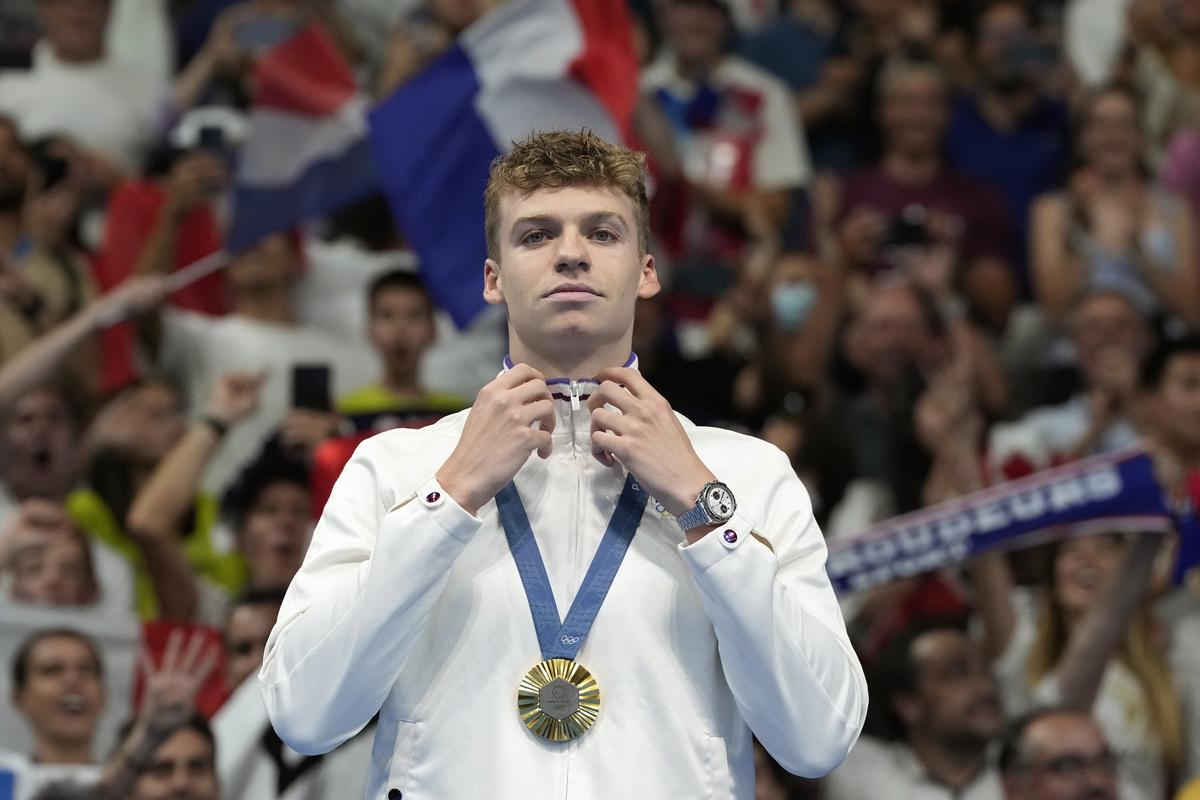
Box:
[2,0,1200,798]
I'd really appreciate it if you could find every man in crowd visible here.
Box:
[999,707,1118,800]
[9,629,106,795]
[988,288,1154,480]
[830,58,1016,332]
[0,0,162,178]
[824,619,1005,799]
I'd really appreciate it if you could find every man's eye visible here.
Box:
[592,229,616,242]
[523,231,547,245]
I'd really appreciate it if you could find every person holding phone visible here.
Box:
[260,131,866,799]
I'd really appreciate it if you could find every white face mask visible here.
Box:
[770,281,817,332]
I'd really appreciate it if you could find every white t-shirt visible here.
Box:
[993,587,1165,800]
[156,310,372,493]
[640,54,811,191]
[0,41,163,174]
[822,736,1003,800]
[986,394,1137,480]
[0,750,101,800]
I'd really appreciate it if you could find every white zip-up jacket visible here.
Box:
[260,370,867,799]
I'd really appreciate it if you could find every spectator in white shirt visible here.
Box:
[0,0,162,178]
[823,619,1005,800]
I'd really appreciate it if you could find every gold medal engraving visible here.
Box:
[517,658,600,741]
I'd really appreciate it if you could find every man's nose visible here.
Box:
[554,229,590,273]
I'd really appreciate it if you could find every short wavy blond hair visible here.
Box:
[484,130,650,261]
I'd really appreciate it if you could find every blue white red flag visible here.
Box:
[227,23,377,251]
[368,0,638,328]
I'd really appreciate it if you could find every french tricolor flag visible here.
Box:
[368,0,638,328]
[227,24,377,251]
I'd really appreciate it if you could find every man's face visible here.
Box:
[38,0,109,63]
[484,185,659,362]
[880,72,949,156]
[223,602,279,691]
[2,389,77,501]
[13,635,104,752]
[11,527,96,606]
[849,285,938,388]
[226,234,297,300]
[896,630,1003,746]
[663,3,728,67]
[1072,293,1148,384]
[367,288,436,379]
[238,482,311,590]
[131,728,218,800]
[1152,352,1200,451]
[1005,712,1117,800]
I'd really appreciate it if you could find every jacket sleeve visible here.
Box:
[679,445,868,777]
[258,437,481,755]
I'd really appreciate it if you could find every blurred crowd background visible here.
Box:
[4,0,1200,798]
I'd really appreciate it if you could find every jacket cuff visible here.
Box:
[385,477,482,544]
[677,510,760,572]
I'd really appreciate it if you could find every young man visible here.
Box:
[8,629,106,796]
[260,131,866,798]
[337,269,465,425]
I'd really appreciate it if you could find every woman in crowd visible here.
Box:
[1031,83,1200,327]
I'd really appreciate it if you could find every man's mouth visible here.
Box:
[545,283,600,299]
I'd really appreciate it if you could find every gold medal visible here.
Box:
[517,658,600,741]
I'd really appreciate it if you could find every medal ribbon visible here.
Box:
[496,473,647,661]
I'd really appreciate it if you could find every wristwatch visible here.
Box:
[676,481,736,532]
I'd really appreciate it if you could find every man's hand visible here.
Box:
[0,499,74,572]
[164,151,228,220]
[587,368,715,520]
[207,371,265,427]
[279,408,341,461]
[435,364,555,515]
[136,629,218,738]
[86,274,168,329]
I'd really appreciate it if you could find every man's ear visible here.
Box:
[484,258,504,306]
[636,253,660,300]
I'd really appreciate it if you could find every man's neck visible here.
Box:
[882,150,942,185]
[383,369,423,398]
[907,733,988,791]
[508,336,633,380]
[673,53,721,84]
[233,291,294,325]
[33,738,91,765]
[978,90,1035,133]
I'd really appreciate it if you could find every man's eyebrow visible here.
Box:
[510,215,559,232]
[581,210,628,228]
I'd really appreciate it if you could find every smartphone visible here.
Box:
[885,214,930,248]
[291,364,332,411]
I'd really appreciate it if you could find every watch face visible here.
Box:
[703,483,735,521]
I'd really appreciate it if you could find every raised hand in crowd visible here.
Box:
[0,275,165,416]
[101,629,218,800]
[124,371,265,621]
[278,407,341,463]
[162,151,228,222]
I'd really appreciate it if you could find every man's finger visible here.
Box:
[589,408,626,436]
[593,367,653,398]
[534,430,553,459]
[162,629,183,673]
[511,377,553,405]
[586,381,635,413]
[497,363,546,388]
